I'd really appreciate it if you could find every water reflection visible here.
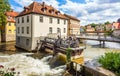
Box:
[0,42,28,55]
[86,40,120,49]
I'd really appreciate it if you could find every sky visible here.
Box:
[9,0,120,26]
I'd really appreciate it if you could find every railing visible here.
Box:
[76,35,120,43]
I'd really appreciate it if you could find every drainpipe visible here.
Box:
[31,14,33,51]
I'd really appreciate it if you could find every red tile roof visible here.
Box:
[5,10,19,22]
[64,14,80,21]
[5,10,18,17]
[17,2,68,19]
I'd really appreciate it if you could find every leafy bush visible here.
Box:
[98,52,120,76]
[66,48,72,62]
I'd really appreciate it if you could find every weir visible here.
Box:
[36,36,85,75]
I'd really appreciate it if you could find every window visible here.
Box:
[22,27,24,34]
[18,18,19,24]
[27,27,29,34]
[57,19,60,24]
[22,17,24,23]
[9,22,11,26]
[57,28,60,33]
[14,23,15,26]
[49,27,52,34]
[8,16,10,19]
[40,16,43,22]
[64,28,66,33]
[26,39,29,46]
[64,20,66,25]
[18,27,20,34]
[27,16,29,22]
[9,30,11,33]
[17,37,20,43]
[49,17,52,23]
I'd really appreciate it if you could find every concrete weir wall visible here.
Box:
[83,66,107,76]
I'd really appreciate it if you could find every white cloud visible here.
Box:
[59,0,120,25]
[13,0,33,7]
[41,0,59,9]
[11,5,23,12]
[11,0,120,25]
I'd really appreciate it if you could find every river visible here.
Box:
[0,40,120,76]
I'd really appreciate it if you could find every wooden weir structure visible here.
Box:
[36,36,85,75]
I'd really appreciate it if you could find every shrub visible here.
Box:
[66,48,72,62]
[98,52,120,76]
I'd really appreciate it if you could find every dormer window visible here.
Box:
[49,9,54,14]
[8,16,10,19]
[41,7,47,13]
[56,11,60,15]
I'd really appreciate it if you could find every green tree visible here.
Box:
[104,21,110,25]
[0,0,10,38]
[0,0,10,26]
[90,23,97,28]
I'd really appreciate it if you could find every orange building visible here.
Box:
[64,14,80,36]
[1,10,18,42]
[112,22,120,30]
[86,25,95,32]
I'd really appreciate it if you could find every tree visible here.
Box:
[104,21,110,25]
[90,23,97,28]
[0,0,10,26]
[0,0,10,36]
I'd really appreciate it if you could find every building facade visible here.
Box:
[112,22,120,30]
[16,2,68,51]
[112,22,120,38]
[1,10,18,42]
[64,14,80,36]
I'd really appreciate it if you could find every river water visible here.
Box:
[0,40,120,76]
[84,40,120,61]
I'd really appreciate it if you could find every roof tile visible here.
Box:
[18,2,67,19]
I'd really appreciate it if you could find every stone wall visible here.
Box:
[83,66,107,76]
[16,36,32,51]
[6,34,16,42]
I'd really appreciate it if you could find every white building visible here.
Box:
[16,2,68,51]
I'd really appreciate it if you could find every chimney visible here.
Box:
[43,2,45,7]
[24,6,29,12]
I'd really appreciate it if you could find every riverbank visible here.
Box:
[0,41,120,76]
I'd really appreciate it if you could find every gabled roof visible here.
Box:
[64,14,80,21]
[5,10,19,22]
[5,10,18,17]
[17,2,68,19]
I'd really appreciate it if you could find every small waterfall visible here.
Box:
[0,53,66,76]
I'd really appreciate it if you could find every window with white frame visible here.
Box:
[40,16,43,22]
[49,27,52,34]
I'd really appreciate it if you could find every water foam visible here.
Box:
[0,54,66,76]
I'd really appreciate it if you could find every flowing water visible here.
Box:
[0,53,66,76]
[0,39,120,76]
[84,40,120,61]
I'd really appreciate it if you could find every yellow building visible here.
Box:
[1,10,18,42]
[64,14,80,36]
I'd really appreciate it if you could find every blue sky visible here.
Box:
[9,0,120,25]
